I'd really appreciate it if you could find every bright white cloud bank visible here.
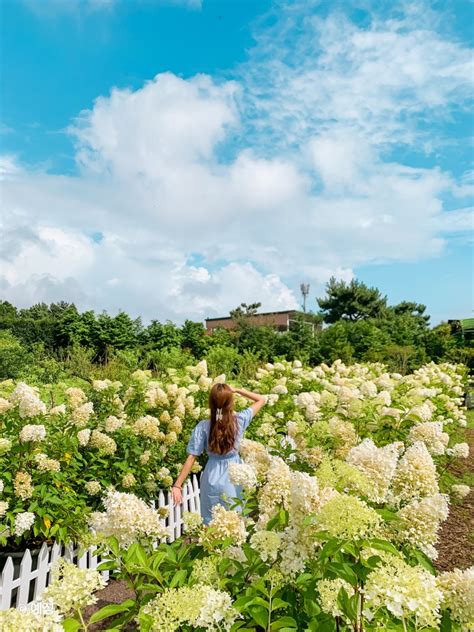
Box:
[1,2,473,322]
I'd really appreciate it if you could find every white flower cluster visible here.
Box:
[10,383,47,418]
[89,429,117,455]
[364,554,442,628]
[0,437,12,454]
[132,415,163,441]
[34,453,61,473]
[317,578,355,618]
[240,439,272,476]
[14,471,34,500]
[257,457,292,527]
[13,511,35,537]
[204,505,248,546]
[228,462,258,490]
[19,424,46,443]
[71,402,94,427]
[49,404,66,416]
[0,397,13,414]
[346,439,399,503]
[0,607,63,632]
[65,387,87,408]
[77,428,91,446]
[250,530,281,563]
[391,442,438,503]
[446,442,470,459]
[451,484,470,500]
[408,421,449,456]
[42,559,106,616]
[89,490,168,546]
[85,481,101,495]
[396,494,449,559]
[437,566,474,630]
[104,415,124,432]
[142,583,239,632]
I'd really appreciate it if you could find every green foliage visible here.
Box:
[0,330,31,379]
[206,344,242,377]
[317,277,387,323]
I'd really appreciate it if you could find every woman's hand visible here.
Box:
[172,486,183,505]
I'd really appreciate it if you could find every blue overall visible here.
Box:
[186,408,253,524]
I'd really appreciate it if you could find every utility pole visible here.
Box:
[300,283,310,313]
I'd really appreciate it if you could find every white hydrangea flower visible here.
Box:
[194,586,240,631]
[65,387,87,408]
[0,607,63,631]
[104,415,124,432]
[34,453,61,473]
[318,578,355,618]
[228,463,258,490]
[13,511,35,537]
[77,428,91,446]
[85,481,101,495]
[451,484,470,499]
[391,442,438,503]
[364,554,442,628]
[203,505,247,546]
[446,442,469,459]
[11,383,47,418]
[19,424,46,443]
[0,500,8,517]
[71,402,94,427]
[0,437,12,454]
[42,559,106,616]
[437,567,474,630]
[0,397,13,414]
[396,494,449,559]
[49,404,66,416]
[408,422,449,456]
[89,490,168,545]
[249,530,281,563]
[346,439,399,503]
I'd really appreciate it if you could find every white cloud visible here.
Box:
[1,2,472,322]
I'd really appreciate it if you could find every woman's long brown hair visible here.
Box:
[208,383,237,455]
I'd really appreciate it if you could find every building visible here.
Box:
[205,310,318,334]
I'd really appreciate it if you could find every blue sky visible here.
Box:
[1,0,473,325]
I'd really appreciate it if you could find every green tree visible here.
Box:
[317,278,387,323]
[0,330,30,379]
[181,320,208,358]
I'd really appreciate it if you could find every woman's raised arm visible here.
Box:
[232,387,266,417]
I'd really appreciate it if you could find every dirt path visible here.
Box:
[435,427,474,572]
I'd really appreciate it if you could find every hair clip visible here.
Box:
[216,407,223,421]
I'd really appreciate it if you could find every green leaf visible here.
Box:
[89,600,136,624]
[271,598,290,610]
[169,568,188,588]
[271,615,298,629]
[366,538,400,556]
[61,619,81,632]
[320,539,344,560]
[249,605,268,628]
[440,611,453,632]
[233,595,256,610]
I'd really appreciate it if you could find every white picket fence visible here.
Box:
[0,475,200,610]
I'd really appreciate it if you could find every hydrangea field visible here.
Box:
[0,359,472,631]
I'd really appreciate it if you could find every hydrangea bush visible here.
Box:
[0,358,472,630]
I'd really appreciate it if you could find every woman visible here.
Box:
[171,383,266,524]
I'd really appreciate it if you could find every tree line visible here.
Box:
[0,277,472,381]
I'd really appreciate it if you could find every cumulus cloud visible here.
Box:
[1,1,472,322]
